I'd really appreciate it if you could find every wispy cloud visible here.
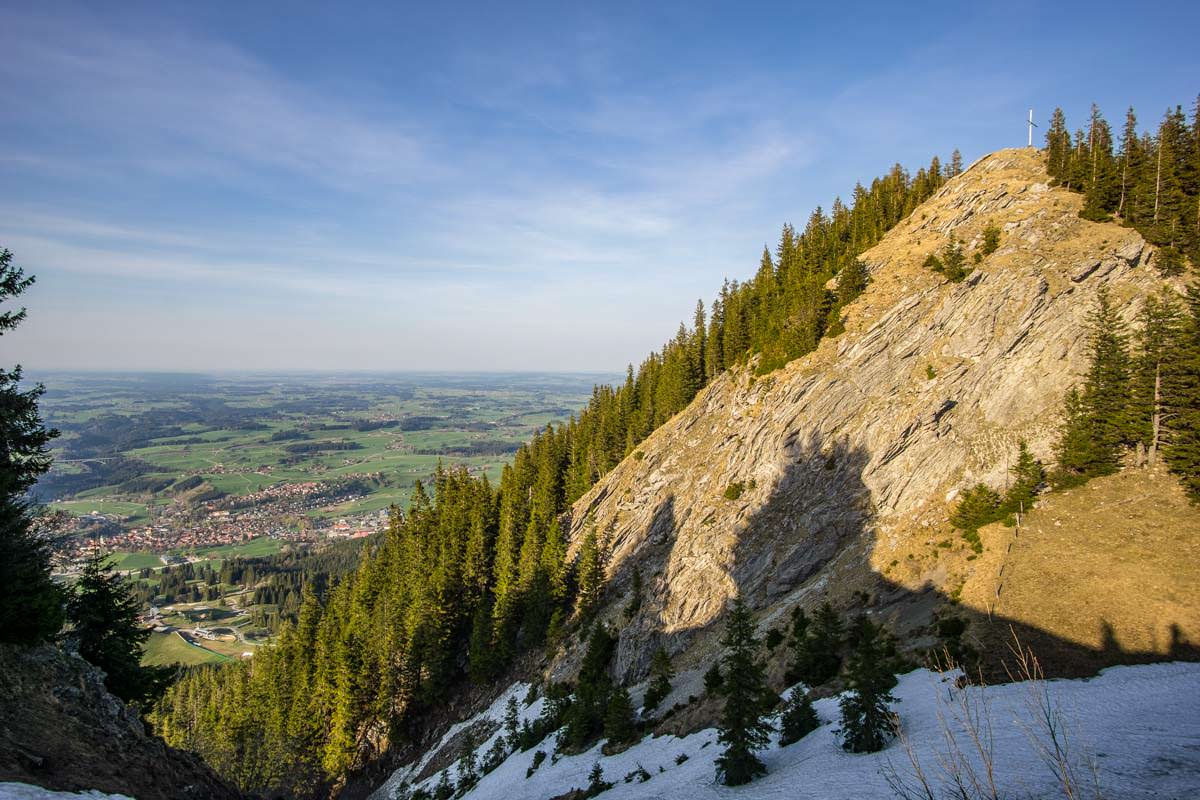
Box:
[0,10,437,192]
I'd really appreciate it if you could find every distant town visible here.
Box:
[46,477,387,573]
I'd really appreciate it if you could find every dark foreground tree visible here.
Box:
[67,552,171,705]
[0,248,64,645]
[715,597,774,786]
[838,616,898,753]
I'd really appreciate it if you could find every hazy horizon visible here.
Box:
[3,0,1199,372]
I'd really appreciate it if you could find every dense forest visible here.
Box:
[153,99,1200,797]
[133,538,370,631]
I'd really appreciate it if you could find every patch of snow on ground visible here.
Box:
[370,681,540,800]
[0,785,131,800]
[386,661,1200,800]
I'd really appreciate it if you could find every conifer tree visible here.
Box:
[503,695,521,749]
[67,552,171,705]
[1000,440,1044,516]
[564,624,617,750]
[779,689,819,746]
[802,601,844,685]
[940,238,969,282]
[838,616,898,754]
[432,769,454,800]
[603,685,637,747]
[0,248,64,645]
[1082,104,1118,220]
[1045,108,1071,182]
[456,729,479,792]
[1164,284,1200,499]
[1118,107,1143,221]
[642,647,674,712]
[623,566,642,621]
[784,606,811,685]
[575,520,604,620]
[1133,289,1184,466]
[1054,288,1134,485]
[951,483,1002,531]
[714,597,773,786]
[468,596,497,682]
[586,762,611,796]
[980,225,1002,257]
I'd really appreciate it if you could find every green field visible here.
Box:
[109,551,165,571]
[142,630,231,666]
[189,537,282,565]
[52,499,150,523]
[109,537,284,573]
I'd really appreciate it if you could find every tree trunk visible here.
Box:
[1118,158,1127,218]
[1154,143,1163,223]
[1150,361,1162,467]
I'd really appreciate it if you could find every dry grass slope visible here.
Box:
[960,468,1200,675]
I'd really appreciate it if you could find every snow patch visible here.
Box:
[0,785,132,800]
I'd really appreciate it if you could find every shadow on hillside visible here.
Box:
[632,427,1200,684]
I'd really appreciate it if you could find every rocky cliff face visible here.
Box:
[0,644,242,800]
[556,148,1183,683]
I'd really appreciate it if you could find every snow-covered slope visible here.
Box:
[0,785,131,800]
[377,662,1200,800]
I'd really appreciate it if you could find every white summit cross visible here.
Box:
[1027,108,1038,147]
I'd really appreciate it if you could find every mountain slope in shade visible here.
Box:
[0,644,241,800]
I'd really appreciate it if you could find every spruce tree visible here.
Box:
[1081,104,1118,221]
[432,769,454,800]
[714,597,773,786]
[642,647,674,712]
[67,552,171,705]
[456,729,479,792]
[951,483,1002,531]
[1164,284,1200,500]
[0,248,64,645]
[1000,440,1044,516]
[602,685,637,747]
[623,566,642,621]
[1045,108,1071,182]
[564,624,616,750]
[836,259,869,305]
[575,521,604,620]
[803,601,844,685]
[941,238,969,282]
[1054,288,1134,485]
[1133,289,1184,467]
[784,606,811,685]
[779,689,819,746]
[504,694,521,749]
[585,762,611,796]
[838,616,898,754]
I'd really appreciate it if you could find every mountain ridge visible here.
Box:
[552,147,1194,687]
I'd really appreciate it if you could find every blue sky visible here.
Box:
[2,1,1197,372]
